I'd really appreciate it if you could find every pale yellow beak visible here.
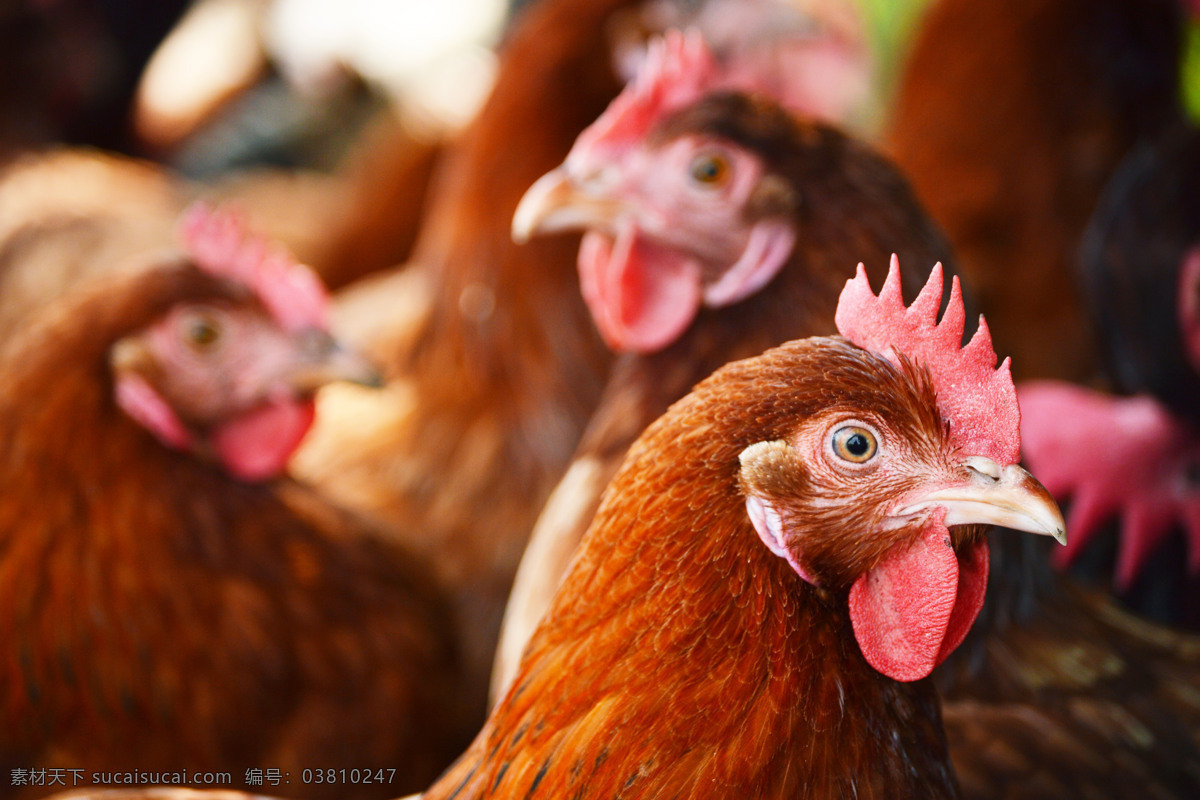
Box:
[283,329,383,393]
[892,456,1067,545]
[511,167,631,243]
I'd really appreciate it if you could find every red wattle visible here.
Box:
[578,226,702,353]
[848,520,989,682]
[211,398,316,482]
[937,538,989,665]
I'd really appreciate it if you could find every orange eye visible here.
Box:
[831,425,878,464]
[182,313,223,351]
[689,153,730,186]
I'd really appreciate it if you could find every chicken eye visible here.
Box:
[181,313,223,351]
[689,153,730,187]
[831,425,878,464]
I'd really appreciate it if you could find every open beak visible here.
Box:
[892,457,1067,545]
[512,167,630,243]
[283,329,383,393]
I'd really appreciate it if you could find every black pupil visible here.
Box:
[695,158,721,181]
[845,432,870,456]
[191,320,218,345]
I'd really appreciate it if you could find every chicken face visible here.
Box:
[110,204,379,481]
[738,261,1065,683]
[112,299,377,481]
[738,345,1063,682]
[513,32,799,354]
[518,127,796,353]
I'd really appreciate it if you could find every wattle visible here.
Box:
[211,398,317,482]
[848,519,989,682]
[578,225,702,354]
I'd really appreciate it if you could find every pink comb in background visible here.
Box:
[570,28,722,161]
[179,203,330,334]
[835,256,1020,466]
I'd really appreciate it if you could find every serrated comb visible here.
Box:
[569,28,722,163]
[835,255,1020,465]
[179,202,329,334]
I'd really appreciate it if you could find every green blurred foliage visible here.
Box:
[850,0,932,132]
[1185,20,1200,121]
[859,0,933,93]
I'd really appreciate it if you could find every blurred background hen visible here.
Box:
[5,0,1200,797]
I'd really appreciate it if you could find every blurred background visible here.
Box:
[0,0,956,176]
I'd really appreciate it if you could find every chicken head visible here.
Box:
[739,260,1065,682]
[513,31,799,353]
[111,204,379,481]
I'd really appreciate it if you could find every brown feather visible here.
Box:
[885,0,1185,382]
[291,0,635,722]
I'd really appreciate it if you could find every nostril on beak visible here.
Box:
[964,456,1003,482]
[298,328,337,358]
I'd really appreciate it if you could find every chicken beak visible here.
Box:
[512,167,629,243]
[892,457,1067,545]
[283,329,383,393]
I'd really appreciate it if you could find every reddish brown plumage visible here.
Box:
[429,338,976,800]
[0,260,467,799]
[493,50,1200,794]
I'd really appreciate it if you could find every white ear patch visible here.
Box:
[703,220,796,307]
[746,493,788,559]
[739,440,817,585]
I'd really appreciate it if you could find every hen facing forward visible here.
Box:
[0,208,465,798]
[428,263,1062,800]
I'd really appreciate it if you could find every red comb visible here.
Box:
[835,256,1020,465]
[570,28,722,162]
[179,202,329,333]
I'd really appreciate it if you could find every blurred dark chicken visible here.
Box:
[885,0,1186,382]
[494,30,956,696]
[0,206,466,799]
[1080,126,1200,423]
[428,263,1062,800]
[1018,125,1200,618]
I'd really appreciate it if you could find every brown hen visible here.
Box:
[0,208,466,799]
[499,31,1200,798]
[427,262,1062,800]
[494,31,956,696]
